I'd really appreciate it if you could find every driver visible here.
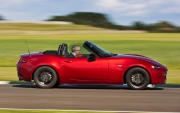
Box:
[68,45,81,58]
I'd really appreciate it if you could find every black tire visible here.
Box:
[34,66,58,88]
[126,67,150,90]
[54,81,60,88]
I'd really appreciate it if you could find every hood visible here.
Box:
[112,54,164,67]
[112,54,150,59]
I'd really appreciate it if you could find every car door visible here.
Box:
[60,57,108,80]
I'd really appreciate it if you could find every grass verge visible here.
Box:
[0,23,105,31]
[1,34,180,69]
[0,110,113,113]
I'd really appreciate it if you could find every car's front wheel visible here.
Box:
[34,66,58,88]
[126,67,150,90]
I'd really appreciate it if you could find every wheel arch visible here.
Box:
[123,66,151,84]
[32,65,60,84]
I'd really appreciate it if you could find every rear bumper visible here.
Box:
[16,62,32,82]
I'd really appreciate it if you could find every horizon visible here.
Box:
[0,0,180,26]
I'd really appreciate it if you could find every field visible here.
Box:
[0,110,111,113]
[0,33,180,83]
[0,23,105,31]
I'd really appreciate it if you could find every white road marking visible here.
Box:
[0,81,10,84]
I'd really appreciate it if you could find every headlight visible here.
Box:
[151,65,161,69]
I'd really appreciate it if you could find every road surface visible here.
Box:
[0,85,179,112]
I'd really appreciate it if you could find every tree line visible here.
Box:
[46,12,180,33]
[1,12,180,32]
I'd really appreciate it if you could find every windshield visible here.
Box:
[84,41,112,57]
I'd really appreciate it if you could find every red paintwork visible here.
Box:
[16,47,167,85]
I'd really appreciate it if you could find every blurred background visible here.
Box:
[1,0,180,32]
[0,0,180,84]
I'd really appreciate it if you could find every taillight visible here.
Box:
[19,58,27,63]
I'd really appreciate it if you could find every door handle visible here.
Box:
[63,60,73,63]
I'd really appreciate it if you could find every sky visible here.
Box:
[0,0,180,26]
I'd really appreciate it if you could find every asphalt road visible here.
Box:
[0,85,179,112]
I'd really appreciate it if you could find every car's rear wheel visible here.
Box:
[34,66,58,88]
[126,67,150,90]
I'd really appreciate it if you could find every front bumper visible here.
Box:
[150,68,167,84]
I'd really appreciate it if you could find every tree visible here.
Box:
[47,12,116,29]
[131,21,148,30]
[0,15,4,20]
[153,21,175,28]
[152,21,176,32]
[46,12,180,32]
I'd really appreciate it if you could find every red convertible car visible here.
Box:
[16,41,167,90]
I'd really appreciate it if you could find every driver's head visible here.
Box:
[71,45,81,55]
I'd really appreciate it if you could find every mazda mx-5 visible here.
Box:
[16,41,168,90]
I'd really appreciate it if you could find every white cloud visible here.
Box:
[0,0,45,8]
[95,0,149,16]
[96,0,124,9]
[0,0,179,23]
[95,0,180,16]
[160,7,180,14]
[159,0,180,14]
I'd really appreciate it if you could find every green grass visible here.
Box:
[0,33,180,69]
[0,23,105,31]
[0,33,180,83]
[0,110,112,113]
[1,33,180,41]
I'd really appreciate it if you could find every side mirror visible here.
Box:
[88,54,96,62]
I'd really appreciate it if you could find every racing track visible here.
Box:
[0,84,179,112]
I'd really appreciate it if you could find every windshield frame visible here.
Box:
[83,41,112,57]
